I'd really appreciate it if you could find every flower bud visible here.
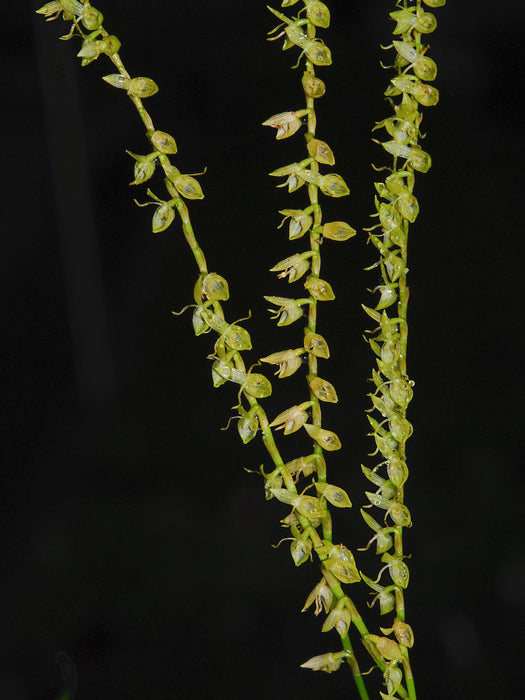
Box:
[150,130,178,154]
[318,174,349,197]
[315,482,351,508]
[127,77,159,98]
[242,373,272,399]
[415,11,438,33]
[390,377,413,409]
[103,73,130,90]
[307,138,335,165]
[396,191,419,222]
[169,174,204,200]
[101,35,120,56]
[378,202,402,232]
[321,221,356,242]
[221,324,251,351]
[309,376,338,403]
[304,330,330,358]
[412,82,440,107]
[194,273,229,303]
[302,72,326,98]
[323,556,360,584]
[389,414,413,443]
[81,6,103,30]
[387,458,409,488]
[306,0,331,28]
[304,424,341,451]
[304,40,332,66]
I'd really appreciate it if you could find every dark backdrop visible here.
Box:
[3,1,525,698]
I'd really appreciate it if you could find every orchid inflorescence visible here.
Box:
[36,0,445,697]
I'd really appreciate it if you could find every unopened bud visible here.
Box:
[127,77,159,98]
[302,72,326,98]
[304,424,341,451]
[150,130,178,154]
[321,221,356,242]
[315,482,351,508]
[306,1,331,28]
[309,376,338,403]
[304,331,330,358]
[318,174,349,197]
[300,651,344,673]
[307,138,335,165]
[81,6,104,30]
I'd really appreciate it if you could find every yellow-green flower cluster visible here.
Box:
[361,0,444,694]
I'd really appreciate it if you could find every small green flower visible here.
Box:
[300,652,345,673]
[262,111,303,139]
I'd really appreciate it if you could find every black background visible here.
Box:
[3,1,525,698]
